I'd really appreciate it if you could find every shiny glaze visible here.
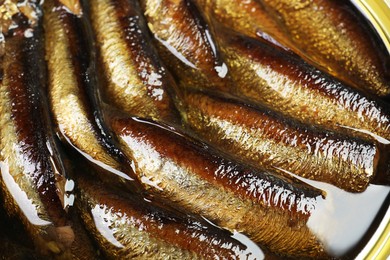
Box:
[44,0,140,185]
[195,0,290,50]
[0,1,387,259]
[109,116,327,258]
[140,0,230,92]
[142,0,390,143]
[217,0,389,97]
[76,173,253,259]
[219,30,390,143]
[88,0,180,124]
[44,0,115,167]
[0,28,74,257]
[181,91,382,193]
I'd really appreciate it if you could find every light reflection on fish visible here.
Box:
[88,0,180,124]
[0,24,84,258]
[197,0,390,97]
[217,29,390,143]
[44,0,146,191]
[179,90,384,193]
[140,0,230,93]
[76,170,254,259]
[142,0,390,143]
[108,115,328,258]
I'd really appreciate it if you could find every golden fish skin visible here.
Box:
[0,28,75,257]
[87,0,180,124]
[76,172,253,259]
[252,0,390,97]
[195,0,290,50]
[44,0,144,189]
[44,0,117,169]
[140,0,230,93]
[219,31,390,143]
[141,0,390,143]
[180,91,382,193]
[109,116,328,258]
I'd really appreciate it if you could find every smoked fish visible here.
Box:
[140,0,230,93]
[218,30,390,143]
[109,115,328,258]
[44,0,143,188]
[142,0,390,143]
[198,0,390,97]
[87,0,180,124]
[0,23,92,258]
[194,0,290,50]
[179,91,382,193]
[76,171,254,259]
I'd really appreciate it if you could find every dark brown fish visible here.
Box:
[218,30,390,143]
[108,115,328,258]
[179,90,383,193]
[76,170,254,259]
[142,0,390,143]
[140,0,231,93]
[198,0,390,97]
[87,0,180,124]
[0,26,75,258]
[0,237,43,260]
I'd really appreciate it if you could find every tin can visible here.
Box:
[351,1,390,258]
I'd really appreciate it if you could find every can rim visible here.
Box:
[349,1,390,258]
[351,0,390,54]
[356,205,390,259]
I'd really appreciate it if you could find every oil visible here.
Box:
[300,175,389,257]
[202,174,390,259]
[0,0,389,258]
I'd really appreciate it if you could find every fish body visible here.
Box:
[140,0,230,93]
[109,116,327,258]
[219,31,390,143]
[44,0,120,170]
[142,0,390,143]
[0,26,75,257]
[261,0,390,97]
[88,0,180,124]
[209,0,390,97]
[76,172,253,259]
[195,0,290,50]
[180,91,382,193]
[44,0,144,189]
